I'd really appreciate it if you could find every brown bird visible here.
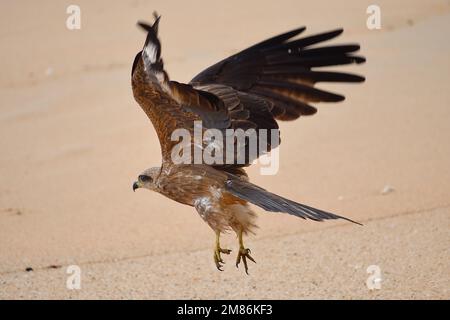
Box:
[131,13,364,274]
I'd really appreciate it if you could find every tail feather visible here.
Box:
[225,179,362,225]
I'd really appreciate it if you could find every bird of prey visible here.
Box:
[131,13,364,274]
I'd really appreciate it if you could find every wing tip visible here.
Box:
[325,28,344,39]
[293,26,307,35]
[341,216,364,226]
[352,74,366,82]
[137,11,161,33]
[354,56,366,64]
[137,21,151,31]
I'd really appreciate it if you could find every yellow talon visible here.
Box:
[213,231,231,271]
[235,229,256,275]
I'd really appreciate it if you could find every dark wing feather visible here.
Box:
[132,16,277,167]
[133,17,364,168]
[190,27,365,121]
[132,16,205,164]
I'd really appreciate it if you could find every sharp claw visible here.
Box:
[247,254,256,264]
[214,246,232,270]
[243,256,249,274]
[235,248,256,274]
[215,257,223,271]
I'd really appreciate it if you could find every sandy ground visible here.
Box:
[1,0,449,299]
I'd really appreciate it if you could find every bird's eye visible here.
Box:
[139,175,152,183]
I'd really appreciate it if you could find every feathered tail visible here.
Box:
[225,178,362,225]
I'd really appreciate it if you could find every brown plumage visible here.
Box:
[131,14,364,274]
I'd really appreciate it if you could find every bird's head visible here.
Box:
[133,167,161,192]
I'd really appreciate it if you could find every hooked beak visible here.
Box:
[132,181,139,192]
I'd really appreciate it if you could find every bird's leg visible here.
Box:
[235,229,256,275]
[213,230,231,271]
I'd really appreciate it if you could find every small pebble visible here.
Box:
[381,185,395,195]
[45,67,54,76]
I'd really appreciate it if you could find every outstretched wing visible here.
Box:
[132,15,279,167]
[132,15,364,168]
[132,16,203,165]
[190,27,365,121]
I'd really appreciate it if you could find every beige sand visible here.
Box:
[0,0,449,299]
